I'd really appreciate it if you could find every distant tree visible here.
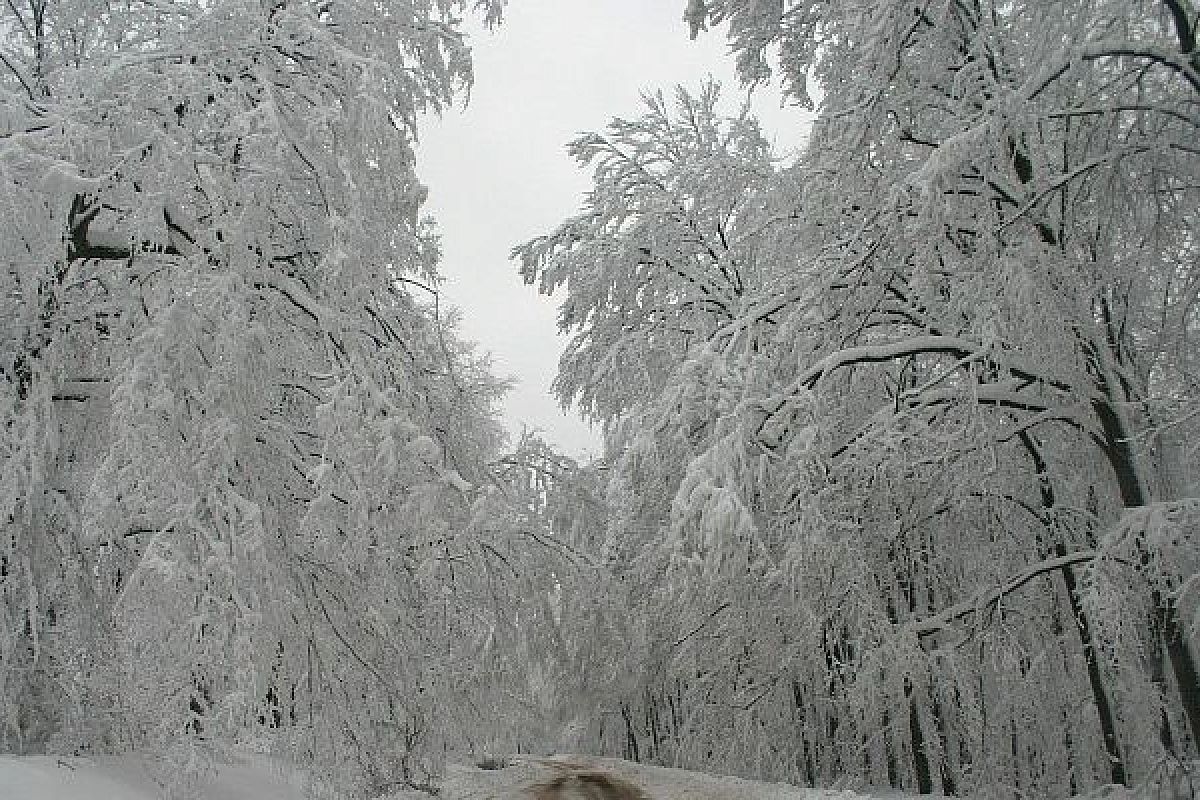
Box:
[514,80,792,581]
[516,80,781,424]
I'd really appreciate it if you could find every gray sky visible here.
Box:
[417,1,811,458]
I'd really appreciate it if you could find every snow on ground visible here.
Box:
[432,755,1158,800]
[2,752,868,800]
[436,755,869,800]
[0,752,312,800]
[0,751,1154,800]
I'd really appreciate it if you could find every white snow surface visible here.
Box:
[0,752,311,800]
[0,751,1154,800]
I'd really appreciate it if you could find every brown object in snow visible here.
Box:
[526,768,650,800]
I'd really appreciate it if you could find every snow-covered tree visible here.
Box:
[686,0,1199,783]
[0,1,560,793]
[521,1,1200,794]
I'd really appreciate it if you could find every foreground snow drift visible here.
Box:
[0,753,311,800]
[0,751,1156,800]
[0,753,868,800]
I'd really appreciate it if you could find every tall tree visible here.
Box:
[0,1,551,793]
[686,0,1200,769]
[521,1,1200,794]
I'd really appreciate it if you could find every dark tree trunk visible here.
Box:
[1019,431,1127,784]
[881,705,900,788]
[929,692,956,795]
[621,703,640,762]
[1164,604,1200,750]
[906,679,933,794]
[1093,392,1200,750]
[792,680,817,785]
[1010,720,1023,792]
[645,690,660,761]
[1059,552,1128,784]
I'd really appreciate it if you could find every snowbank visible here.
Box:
[0,753,311,800]
[0,751,1159,800]
[0,753,867,800]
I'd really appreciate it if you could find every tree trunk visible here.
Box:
[1094,391,1200,749]
[621,703,640,762]
[906,679,934,794]
[792,680,817,785]
[1059,553,1128,784]
[929,692,956,795]
[645,690,660,762]
[882,706,899,788]
[1163,604,1200,751]
[1019,431,1127,784]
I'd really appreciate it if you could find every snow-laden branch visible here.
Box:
[754,333,1097,452]
[829,386,1102,459]
[1024,40,1200,98]
[997,145,1158,236]
[258,272,337,326]
[795,335,984,389]
[793,336,1072,396]
[911,550,1097,638]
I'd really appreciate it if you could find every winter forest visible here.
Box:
[0,1,1198,799]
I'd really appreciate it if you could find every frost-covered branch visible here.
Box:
[911,550,1098,638]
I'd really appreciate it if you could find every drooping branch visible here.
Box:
[1024,41,1200,98]
[911,549,1097,638]
[796,335,984,389]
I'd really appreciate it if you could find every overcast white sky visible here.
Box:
[417,1,812,458]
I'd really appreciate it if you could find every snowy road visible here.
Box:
[0,752,1152,800]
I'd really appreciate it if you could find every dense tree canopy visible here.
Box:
[0,1,579,795]
[520,1,1200,796]
[2,1,1197,799]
